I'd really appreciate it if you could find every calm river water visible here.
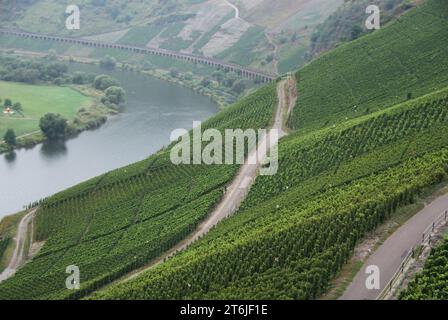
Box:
[0,63,218,218]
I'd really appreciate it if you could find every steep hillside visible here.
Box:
[89,0,448,299]
[0,0,446,300]
[288,0,448,132]
[0,0,343,73]
[0,83,277,299]
[309,0,418,57]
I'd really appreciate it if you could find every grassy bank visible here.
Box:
[0,81,117,154]
[0,48,242,109]
[0,81,89,137]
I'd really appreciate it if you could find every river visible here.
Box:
[0,63,218,218]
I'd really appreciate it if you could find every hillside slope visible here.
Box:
[0,0,343,73]
[93,88,448,299]
[90,0,448,300]
[0,83,277,299]
[288,0,448,132]
[309,0,418,57]
[0,0,447,300]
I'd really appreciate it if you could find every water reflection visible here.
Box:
[40,141,68,158]
[4,151,16,163]
[0,62,218,217]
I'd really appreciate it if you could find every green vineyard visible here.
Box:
[1,0,447,301]
[399,237,448,300]
[0,84,277,300]
[243,87,448,210]
[287,0,448,132]
[89,0,448,299]
[92,88,448,299]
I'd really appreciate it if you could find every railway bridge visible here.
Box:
[0,28,276,83]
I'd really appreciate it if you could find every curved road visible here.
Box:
[224,0,241,19]
[340,192,448,300]
[113,78,295,284]
[0,209,35,283]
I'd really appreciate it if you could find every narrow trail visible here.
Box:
[340,192,448,300]
[0,209,36,283]
[223,0,241,20]
[99,77,296,288]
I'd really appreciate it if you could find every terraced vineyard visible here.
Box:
[243,87,448,209]
[0,84,277,300]
[1,0,447,301]
[92,87,448,299]
[287,0,448,132]
[399,237,448,300]
[88,0,448,300]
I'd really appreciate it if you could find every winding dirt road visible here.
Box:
[340,192,448,300]
[111,78,295,284]
[0,209,35,283]
[223,0,241,20]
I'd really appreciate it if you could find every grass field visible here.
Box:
[0,81,92,138]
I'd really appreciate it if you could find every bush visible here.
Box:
[93,75,120,91]
[3,129,16,146]
[39,113,68,140]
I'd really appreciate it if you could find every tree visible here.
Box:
[170,68,179,78]
[12,102,23,116]
[100,55,117,69]
[46,49,57,61]
[232,81,246,95]
[4,98,12,108]
[44,63,68,80]
[201,78,211,88]
[212,71,225,83]
[93,75,120,91]
[71,72,87,84]
[3,129,16,147]
[104,86,126,105]
[39,113,68,140]
[350,25,363,40]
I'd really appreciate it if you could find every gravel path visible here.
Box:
[340,193,448,300]
[113,78,294,284]
[0,209,35,283]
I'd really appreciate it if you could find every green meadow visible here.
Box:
[0,81,91,137]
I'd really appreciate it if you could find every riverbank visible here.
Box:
[0,49,236,109]
[0,58,218,218]
[0,82,118,155]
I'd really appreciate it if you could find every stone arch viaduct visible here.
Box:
[0,29,276,83]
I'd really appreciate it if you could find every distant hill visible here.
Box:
[0,0,344,73]
[310,0,419,57]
